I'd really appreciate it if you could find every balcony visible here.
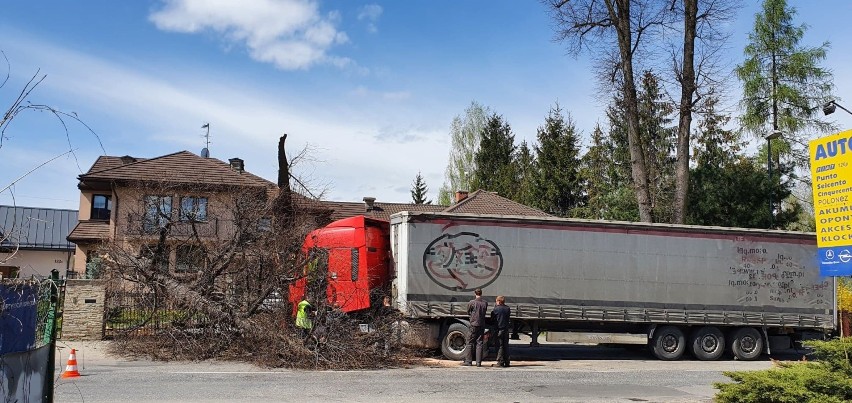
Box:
[119,217,224,238]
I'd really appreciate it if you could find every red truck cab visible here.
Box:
[289,216,390,313]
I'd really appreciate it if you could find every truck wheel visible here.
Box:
[441,323,468,361]
[652,326,685,360]
[730,327,763,361]
[690,326,725,361]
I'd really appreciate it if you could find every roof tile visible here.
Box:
[444,190,549,217]
[318,190,549,222]
[79,151,274,189]
[67,221,110,242]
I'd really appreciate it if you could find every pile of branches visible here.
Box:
[106,292,424,370]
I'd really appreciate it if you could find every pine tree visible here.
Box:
[471,113,516,198]
[533,104,585,217]
[410,172,432,204]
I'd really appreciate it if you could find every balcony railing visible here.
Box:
[119,217,223,238]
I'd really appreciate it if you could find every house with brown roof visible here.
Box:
[67,151,280,277]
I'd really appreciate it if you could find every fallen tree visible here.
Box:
[96,136,421,369]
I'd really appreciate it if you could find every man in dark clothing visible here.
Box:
[464,288,488,366]
[491,295,511,367]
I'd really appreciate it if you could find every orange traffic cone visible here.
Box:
[61,348,81,378]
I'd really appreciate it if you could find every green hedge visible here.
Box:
[714,337,852,403]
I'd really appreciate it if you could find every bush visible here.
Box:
[714,337,852,403]
[802,338,852,376]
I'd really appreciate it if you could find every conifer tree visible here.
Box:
[472,113,516,199]
[637,71,677,223]
[533,105,585,217]
[577,124,612,220]
[737,0,834,169]
[410,172,432,204]
[512,140,537,208]
[688,91,798,228]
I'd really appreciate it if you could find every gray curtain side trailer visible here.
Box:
[389,211,836,361]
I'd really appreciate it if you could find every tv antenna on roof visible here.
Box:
[201,123,211,158]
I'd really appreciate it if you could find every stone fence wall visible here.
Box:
[61,279,105,340]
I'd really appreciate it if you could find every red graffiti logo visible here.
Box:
[422,232,502,291]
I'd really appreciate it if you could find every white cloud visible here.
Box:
[357,4,382,34]
[149,0,350,70]
[0,36,449,208]
[350,85,410,101]
[357,4,382,21]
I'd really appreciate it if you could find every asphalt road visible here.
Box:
[52,340,800,403]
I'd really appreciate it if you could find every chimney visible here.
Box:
[228,158,244,173]
[363,196,376,212]
[455,190,469,203]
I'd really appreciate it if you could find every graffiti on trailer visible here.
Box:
[422,232,503,291]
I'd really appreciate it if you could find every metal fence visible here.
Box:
[1,278,61,402]
[104,290,210,338]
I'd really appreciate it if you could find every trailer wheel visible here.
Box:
[652,326,685,360]
[690,326,725,361]
[441,323,469,361]
[730,327,763,361]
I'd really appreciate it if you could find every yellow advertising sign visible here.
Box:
[810,130,852,276]
[810,130,852,247]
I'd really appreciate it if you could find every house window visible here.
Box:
[139,244,169,272]
[175,245,204,273]
[143,195,172,232]
[180,196,208,222]
[91,194,112,220]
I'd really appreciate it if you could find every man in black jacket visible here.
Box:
[464,288,488,366]
[491,295,511,367]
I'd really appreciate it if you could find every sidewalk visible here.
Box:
[54,340,117,370]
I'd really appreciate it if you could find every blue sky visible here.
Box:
[2,0,852,210]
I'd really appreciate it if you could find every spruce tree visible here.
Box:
[688,91,798,228]
[637,71,677,223]
[533,104,585,217]
[512,140,537,208]
[577,124,612,220]
[410,172,432,204]
[471,113,516,198]
[584,117,638,222]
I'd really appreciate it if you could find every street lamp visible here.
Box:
[765,130,782,228]
[823,100,852,116]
